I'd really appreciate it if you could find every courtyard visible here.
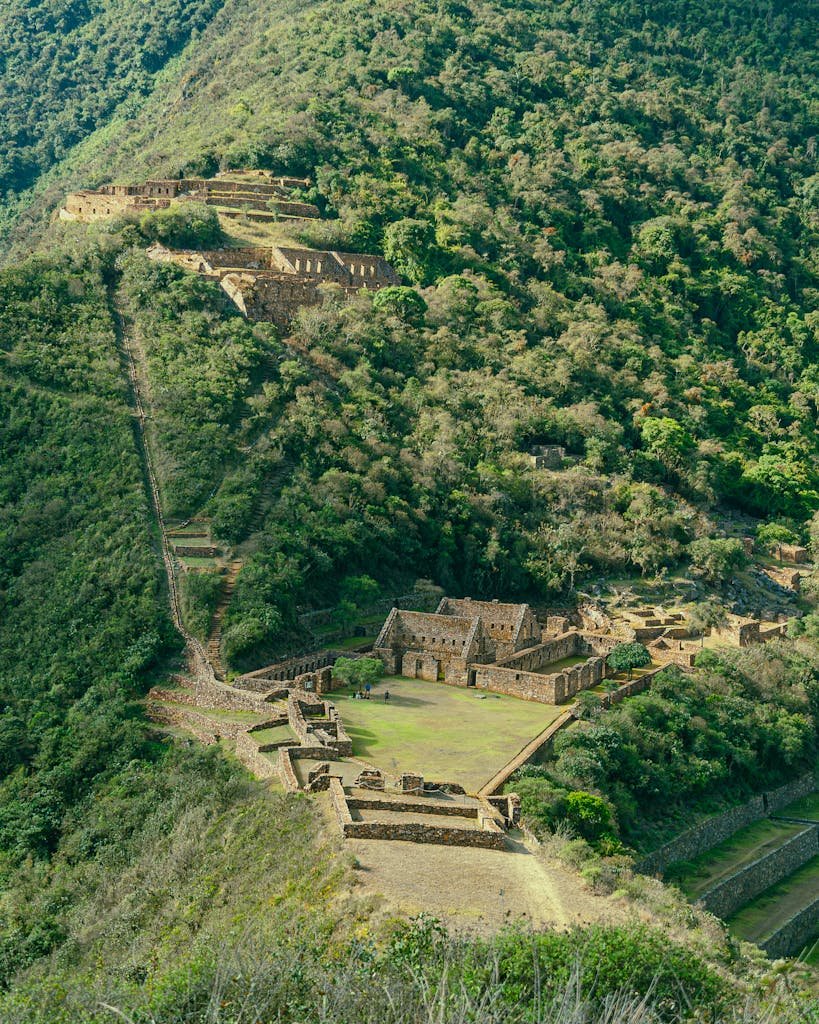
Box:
[331,675,563,791]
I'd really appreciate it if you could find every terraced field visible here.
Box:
[666,819,807,898]
[727,856,819,946]
[780,792,819,821]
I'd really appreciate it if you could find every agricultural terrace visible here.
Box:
[331,675,562,791]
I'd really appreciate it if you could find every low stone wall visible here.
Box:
[149,683,273,714]
[637,773,817,876]
[147,702,218,745]
[235,732,281,782]
[278,747,301,793]
[147,701,247,741]
[342,820,507,849]
[346,796,478,818]
[329,778,353,825]
[598,670,659,708]
[698,827,819,920]
[761,896,819,959]
[766,775,817,813]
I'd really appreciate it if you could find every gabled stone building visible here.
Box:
[373,597,541,685]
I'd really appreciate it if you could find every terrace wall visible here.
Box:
[698,827,819,920]
[636,774,817,876]
[761,896,819,959]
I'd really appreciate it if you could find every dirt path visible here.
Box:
[346,832,615,935]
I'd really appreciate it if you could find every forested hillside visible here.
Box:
[1,0,819,1018]
[9,0,811,669]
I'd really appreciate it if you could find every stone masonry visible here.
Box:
[147,242,400,328]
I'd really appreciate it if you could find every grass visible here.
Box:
[728,855,819,942]
[160,701,269,725]
[665,820,807,897]
[218,213,302,249]
[250,723,296,745]
[179,555,221,568]
[331,675,562,792]
[780,791,819,821]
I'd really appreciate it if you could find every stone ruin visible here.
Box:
[529,445,566,469]
[60,173,318,224]
[146,242,401,327]
[372,596,614,704]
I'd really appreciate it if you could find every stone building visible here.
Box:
[373,597,542,686]
[60,174,320,223]
[372,596,620,703]
[146,243,400,327]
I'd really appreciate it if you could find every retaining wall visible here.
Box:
[346,796,478,818]
[761,896,819,959]
[766,774,817,813]
[637,774,817,876]
[234,732,281,782]
[698,827,819,920]
[341,820,507,849]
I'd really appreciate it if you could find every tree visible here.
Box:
[606,642,651,680]
[687,601,728,646]
[382,218,440,285]
[688,537,746,582]
[332,656,383,690]
[564,791,615,842]
[756,522,799,560]
[640,416,694,474]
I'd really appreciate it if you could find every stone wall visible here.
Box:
[761,897,819,959]
[698,827,819,920]
[636,773,817,876]
[637,798,768,876]
[149,683,275,713]
[278,747,300,793]
[472,651,605,704]
[238,649,338,684]
[496,632,579,671]
[234,731,281,782]
[346,796,479,819]
[766,774,817,813]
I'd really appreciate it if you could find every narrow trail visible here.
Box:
[110,286,216,685]
[207,559,243,677]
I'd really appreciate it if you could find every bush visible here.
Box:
[179,571,224,640]
[137,202,223,249]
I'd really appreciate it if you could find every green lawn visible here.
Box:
[331,676,562,792]
[665,819,806,897]
[728,855,819,943]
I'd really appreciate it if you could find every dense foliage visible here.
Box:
[512,641,819,849]
[0,247,174,864]
[11,0,811,664]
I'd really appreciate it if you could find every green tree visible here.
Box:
[688,537,746,582]
[688,601,728,646]
[564,791,615,843]
[332,656,383,689]
[606,642,651,679]
[382,218,439,285]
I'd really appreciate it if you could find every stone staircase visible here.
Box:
[207,559,244,676]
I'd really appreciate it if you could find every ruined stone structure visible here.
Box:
[146,242,400,327]
[373,597,613,703]
[529,445,566,469]
[60,174,319,223]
